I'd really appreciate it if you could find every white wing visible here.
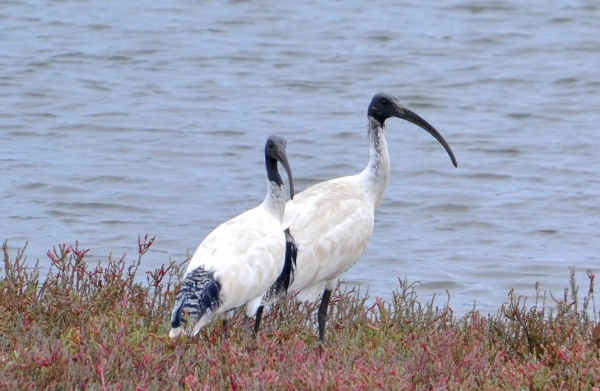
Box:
[187,206,285,311]
[283,175,375,301]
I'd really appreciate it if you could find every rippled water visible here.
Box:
[2,0,599,315]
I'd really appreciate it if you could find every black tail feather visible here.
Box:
[281,228,298,291]
[262,228,298,304]
[171,267,222,329]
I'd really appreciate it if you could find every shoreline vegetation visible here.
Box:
[1,238,598,390]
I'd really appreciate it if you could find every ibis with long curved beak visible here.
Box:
[255,93,456,344]
[169,135,294,338]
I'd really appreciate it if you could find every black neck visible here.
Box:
[265,156,283,188]
[367,108,387,128]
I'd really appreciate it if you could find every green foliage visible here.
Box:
[1,239,599,390]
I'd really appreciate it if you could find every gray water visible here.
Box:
[2,0,599,316]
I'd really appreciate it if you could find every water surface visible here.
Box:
[2,0,599,315]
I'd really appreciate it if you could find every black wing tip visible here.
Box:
[171,266,223,329]
[171,303,184,329]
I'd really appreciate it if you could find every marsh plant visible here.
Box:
[1,239,598,390]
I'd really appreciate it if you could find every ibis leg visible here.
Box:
[253,305,265,338]
[243,315,251,334]
[318,289,332,345]
[222,318,229,339]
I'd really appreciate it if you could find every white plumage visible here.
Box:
[283,172,379,303]
[169,135,294,338]
[256,92,457,343]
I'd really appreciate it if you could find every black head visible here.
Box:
[367,92,408,125]
[265,135,286,157]
[367,92,457,167]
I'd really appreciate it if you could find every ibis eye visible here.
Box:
[381,98,389,105]
[268,141,274,147]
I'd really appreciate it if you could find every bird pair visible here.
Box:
[169,92,457,344]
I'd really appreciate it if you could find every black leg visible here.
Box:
[222,318,229,339]
[318,288,332,345]
[243,315,252,334]
[253,305,264,338]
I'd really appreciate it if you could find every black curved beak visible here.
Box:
[278,151,294,199]
[393,104,458,168]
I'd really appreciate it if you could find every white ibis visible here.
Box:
[169,135,294,338]
[254,93,457,343]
